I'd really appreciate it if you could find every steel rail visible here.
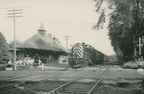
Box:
[0,70,72,93]
[87,65,111,94]
[0,70,71,87]
[0,84,17,90]
[0,82,25,94]
[1,68,69,81]
[30,71,73,81]
[48,70,94,94]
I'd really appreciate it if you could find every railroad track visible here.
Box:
[0,70,72,94]
[0,65,111,94]
[0,67,85,94]
[48,65,111,94]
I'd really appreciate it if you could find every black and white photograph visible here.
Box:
[0,0,144,94]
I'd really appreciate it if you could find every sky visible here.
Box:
[0,0,115,55]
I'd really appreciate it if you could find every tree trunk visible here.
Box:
[133,38,137,61]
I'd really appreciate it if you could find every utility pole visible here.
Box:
[138,37,142,55]
[138,37,143,60]
[64,35,70,49]
[7,8,22,66]
[64,35,70,63]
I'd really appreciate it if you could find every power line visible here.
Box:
[0,0,57,2]
[0,0,90,2]
[0,1,93,9]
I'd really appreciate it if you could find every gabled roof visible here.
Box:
[17,33,68,53]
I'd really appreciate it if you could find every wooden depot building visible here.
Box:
[14,23,69,63]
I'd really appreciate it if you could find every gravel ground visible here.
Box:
[0,65,144,94]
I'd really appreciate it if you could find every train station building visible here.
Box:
[9,23,69,63]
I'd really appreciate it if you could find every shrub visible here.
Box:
[123,61,139,69]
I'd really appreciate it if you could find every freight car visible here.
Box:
[68,43,109,68]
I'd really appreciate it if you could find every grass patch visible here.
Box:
[44,63,70,68]
[0,64,6,71]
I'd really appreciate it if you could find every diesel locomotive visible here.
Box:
[68,43,109,68]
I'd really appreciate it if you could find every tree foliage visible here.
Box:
[0,32,9,63]
[109,54,118,62]
[9,40,21,48]
[94,0,144,62]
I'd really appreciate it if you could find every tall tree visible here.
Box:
[93,0,144,62]
[9,40,21,48]
[0,32,9,63]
